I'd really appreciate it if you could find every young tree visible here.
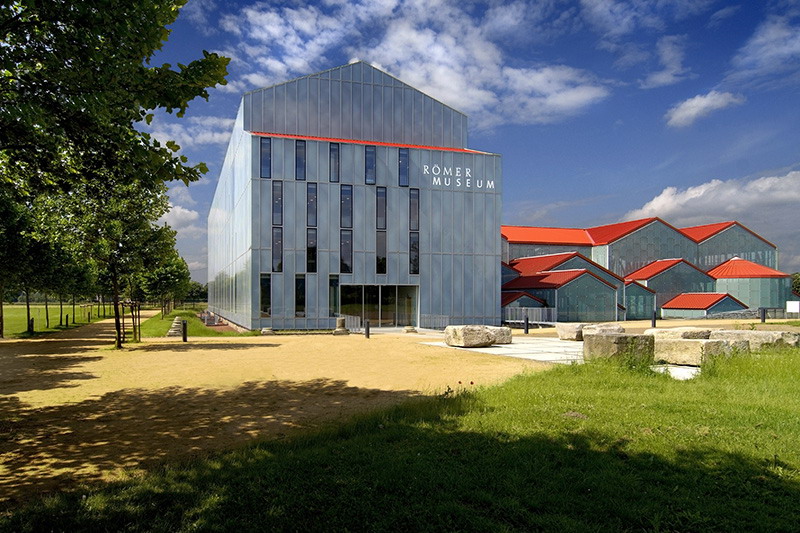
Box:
[0,188,29,337]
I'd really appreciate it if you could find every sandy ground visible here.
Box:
[0,315,546,508]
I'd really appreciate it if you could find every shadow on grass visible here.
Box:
[3,391,799,532]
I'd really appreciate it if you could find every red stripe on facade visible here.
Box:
[250,131,490,154]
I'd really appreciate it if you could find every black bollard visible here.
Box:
[364,319,370,339]
[651,311,657,329]
[28,318,34,333]
[182,320,188,342]
[524,312,529,334]
[65,314,69,326]
[760,307,766,323]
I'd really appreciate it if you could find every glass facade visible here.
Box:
[295,275,305,317]
[340,229,353,273]
[260,274,270,317]
[295,140,306,180]
[365,145,376,184]
[329,143,340,182]
[307,183,317,227]
[340,185,353,228]
[210,61,502,330]
[260,137,271,179]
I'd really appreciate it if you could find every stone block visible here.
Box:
[643,327,712,339]
[260,327,275,335]
[654,339,749,366]
[583,333,654,363]
[486,326,512,344]
[582,323,625,336]
[556,323,587,341]
[332,316,349,336]
[445,325,495,348]
[709,330,800,351]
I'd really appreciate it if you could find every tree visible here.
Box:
[186,281,208,302]
[1,0,229,194]
[143,250,191,317]
[792,273,800,294]
[0,187,30,337]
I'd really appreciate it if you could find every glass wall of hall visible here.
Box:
[339,285,418,327]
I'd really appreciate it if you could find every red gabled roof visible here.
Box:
[501,226,593,246]
[509,252,623,281]
[503,269,617,291]
[624,259,684,281]
[707,257,789,279]
[250,131,489,154]
[624,280,656,293]
[680,221,777,248]
[501,291,546,307]
[680,222,736,242]
[585,218,659,245]
[662,293,747,310]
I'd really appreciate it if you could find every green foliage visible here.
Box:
[139,308,259,337]
[3,348,800,530]
[0,0,230,192]
[185,281,207,302]
[0,303,106,337]
[792,272,799,294]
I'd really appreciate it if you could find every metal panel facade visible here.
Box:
[209,63,501,329]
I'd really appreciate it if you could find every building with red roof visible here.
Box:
[708,257,794,308]
[624,258,714,310]
[680,221,777,270]
[661,293,748,318]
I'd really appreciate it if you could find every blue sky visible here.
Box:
[149,0,800,282]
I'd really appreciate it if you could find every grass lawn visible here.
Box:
[3,347,799,531]
[0,303,108,338]
[140,307,260,337]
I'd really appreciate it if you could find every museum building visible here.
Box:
[208,62,502,330]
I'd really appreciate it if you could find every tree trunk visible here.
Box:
[0,281,5,338]
[25,288,32,334]
[72,294,76,324]
[112,276,123,349]
[59,295,63,326]
[45,293,50,329]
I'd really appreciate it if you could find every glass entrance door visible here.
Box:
[337,285,417,326]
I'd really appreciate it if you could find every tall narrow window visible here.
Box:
[329,142,340,183]
[272,227,283,272]
[272,181,283,226]
[295,140,306,180]
[377,231,387,274]
[409,188,419,231]
[295,275,306,317]
[340,230,353,273]
[340,185,353,228]
[365,145,377,184]
[410,232,420,275]
[376,187,387,230]
[329,276,339,317]
[307,183,317,227]
[307,228,317,273]
[260,274,271,317]
[260,137,271,179]
[398,147,409,187]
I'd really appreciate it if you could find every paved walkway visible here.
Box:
[425,337,584,364]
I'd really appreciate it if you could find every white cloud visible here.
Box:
[181,0,218,35]
[708,5,740,28]
[168,185,197,207]
[728,15,800,85]
[148,115,235,150]
[624,170,800,272]
[217,0,610,130]
[579,0,713,38]
[159,203,207,239]
[664,90,744,127]
[640,35,690,88]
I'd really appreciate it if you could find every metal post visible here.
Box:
[65,314,69,326]
[182,320,188,342]
[28,318,34,333]
[364,319,370,339]
[524,309,529,334]
[651,311,657,328]
[760,307,766,323]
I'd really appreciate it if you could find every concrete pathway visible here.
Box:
[424,337,584,365]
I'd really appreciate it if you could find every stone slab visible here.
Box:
[654,338,749,366]
[445,325,495,348]
[556,323,587,341]
[643,327,713,339]
[708,330,800,350]
[583,333,654,364]
[582,323,626,336]
[486,326,513,344]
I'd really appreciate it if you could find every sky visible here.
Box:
[147,0,800,282]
